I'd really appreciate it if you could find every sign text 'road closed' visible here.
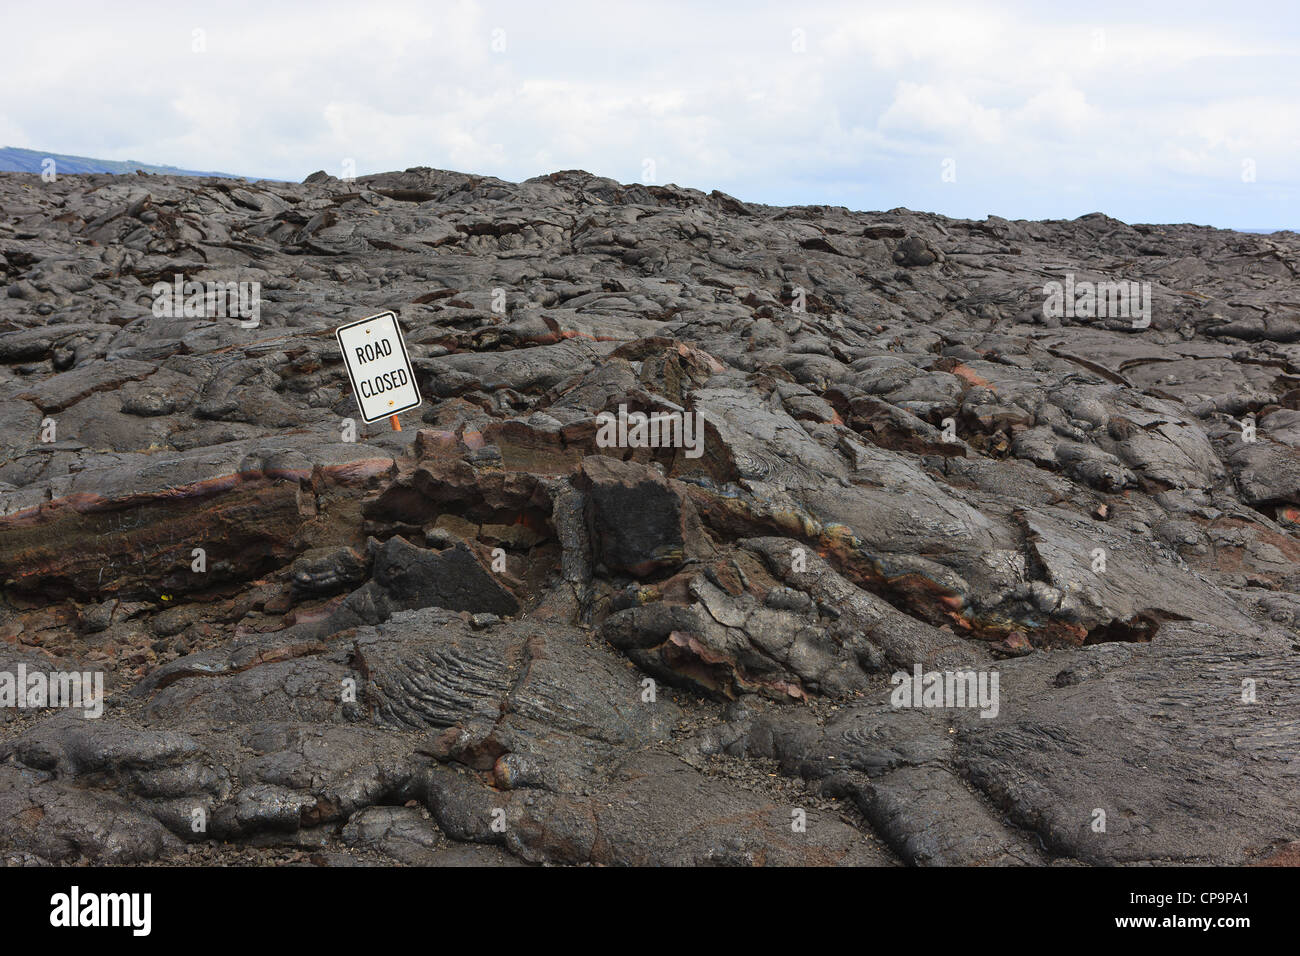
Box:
[336,311,422,422]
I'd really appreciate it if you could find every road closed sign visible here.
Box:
[336,311,422,423]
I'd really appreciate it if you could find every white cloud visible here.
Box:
[878,82,1004,143]
[0,0,1295,225]
[1011,82,1098,140]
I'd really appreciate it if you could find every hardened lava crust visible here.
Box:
[1,166,1298,866]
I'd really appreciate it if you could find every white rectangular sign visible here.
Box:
[336,311,422,423]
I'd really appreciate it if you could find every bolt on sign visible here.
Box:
[336,311,422,423]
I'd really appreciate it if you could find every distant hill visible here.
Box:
[0,146,248,179]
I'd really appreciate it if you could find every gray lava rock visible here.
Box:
[0,165,1297,867]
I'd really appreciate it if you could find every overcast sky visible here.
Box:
[1,0,1295,228]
